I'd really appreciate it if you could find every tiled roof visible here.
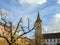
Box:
[43,33,60,39]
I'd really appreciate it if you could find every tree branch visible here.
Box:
[13,18,22,35]
[1,18,10,33]
[17,27,34,39]
[21,26,25,33]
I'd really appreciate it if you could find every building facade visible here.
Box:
[44,33,60,45]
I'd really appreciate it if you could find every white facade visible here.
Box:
[45,38,60,45]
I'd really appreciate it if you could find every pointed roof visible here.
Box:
[35,12,42,23]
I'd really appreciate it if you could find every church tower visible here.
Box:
[34,12,45,45]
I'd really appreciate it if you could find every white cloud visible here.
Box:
[55,14,60,18]
[18,0,47,5]
[57,0,60,4]
[45,13,60,33]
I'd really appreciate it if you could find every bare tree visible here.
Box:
[0,9,34,45]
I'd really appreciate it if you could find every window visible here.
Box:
[50,39,52,42]
[54,39,55,42]
[54,44,56,45]
[50,44,52,45]
[47,39,48,42]
[57,39,59,42]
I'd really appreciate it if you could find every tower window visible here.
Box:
[37,25,39,28]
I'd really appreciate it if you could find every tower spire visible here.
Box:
[35,12,42,23]
[34,12,45,45]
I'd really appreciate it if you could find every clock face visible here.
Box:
[37,23,41,29]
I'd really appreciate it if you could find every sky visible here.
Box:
[0,0,60,38]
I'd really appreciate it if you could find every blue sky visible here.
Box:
[0,0,60,38]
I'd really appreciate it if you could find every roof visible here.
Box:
[35,12,42,23]
[43,33,60,39]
